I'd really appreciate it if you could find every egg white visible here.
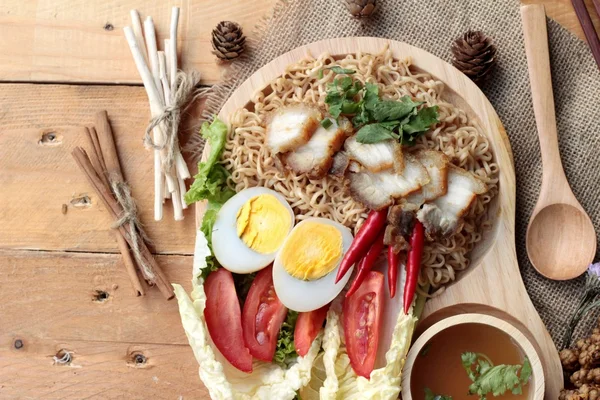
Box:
[211,187,295,274]
[272,217,354,312]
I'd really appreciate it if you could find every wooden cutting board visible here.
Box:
[198,37,562,398]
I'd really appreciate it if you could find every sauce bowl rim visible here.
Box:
[401,313,545,400]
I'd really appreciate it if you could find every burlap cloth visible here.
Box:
[196,0,600,347]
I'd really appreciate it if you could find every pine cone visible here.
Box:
[344,0,377,18]
[451,30,497,82]
[211,21,246,61]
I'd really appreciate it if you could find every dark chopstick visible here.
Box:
[593,0,600,22]
[571,0,600,69]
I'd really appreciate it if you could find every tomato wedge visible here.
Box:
[204,268,253,373]
[343,270,384,378]
[294,305,329,357]
[242,265,288,361]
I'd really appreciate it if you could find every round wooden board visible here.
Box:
[198,37,562,397]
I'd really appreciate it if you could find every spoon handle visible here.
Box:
[521,5,567,186]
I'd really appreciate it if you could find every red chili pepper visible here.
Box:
[346,231,386,298]
[387,246,399,298]
[403,221,424,314]
[335,209,388,284]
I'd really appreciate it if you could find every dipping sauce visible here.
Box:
[411,323,530,399]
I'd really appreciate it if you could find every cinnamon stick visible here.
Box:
[72,147,174,300]
[94,111,125,182]
[84,126,145,297]
[84,127,105,180]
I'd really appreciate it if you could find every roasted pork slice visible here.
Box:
[406,149,450,206]
[417,165,487,238]
[346,154,430,210]
[266,104,322,154]
[329,152,350,177]
[282,117,352,179]
[384,204,416,253]
[344,136,404,173]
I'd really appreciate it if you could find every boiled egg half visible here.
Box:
[273,217,354,312]
[211,187,294,274]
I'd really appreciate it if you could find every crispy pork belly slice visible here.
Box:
[329,152,350,177]
[346,154,430,210]
[282,118,352,179]
[266,104,322,154]
[384,204,416,253]
[417,165,487,238]
[344,136,404,173]
[406,149,450,206]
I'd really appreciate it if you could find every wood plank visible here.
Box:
[522,0,600,41]
[0,0,595,85]
[0,0,277,85]
[0,83,204,254]
[0,337,208,399]
[0,250,192,344]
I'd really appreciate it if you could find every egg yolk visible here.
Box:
[236,194,291,254]
[279,221,343,281]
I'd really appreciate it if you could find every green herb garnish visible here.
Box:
[320,118,333,129]
[273,310,299,367]
[425,388,453,400]
[324,77,439,145]
[328,66,356,74]
[461,352,532,399]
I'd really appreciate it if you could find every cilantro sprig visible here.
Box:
[324,76,439,145]
[461,352,532,399]
[424,388,452,400]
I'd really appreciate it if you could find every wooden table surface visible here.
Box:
[0,0,598,398]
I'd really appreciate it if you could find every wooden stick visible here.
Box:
[169,7,180,88]
[130,10,148,65]
[158,52,172,108]
[124,26,166,220]
[163,173,170,201]
[164,39,172,84]
[92,113,145,297]
[170,165,184,221]
[178,176,188,210]
[158,48,190,187]
[72,147,174,300]
[143,16,164,103]
[593,0,600,21]
[571,0,600,69]
[175,151,191,180]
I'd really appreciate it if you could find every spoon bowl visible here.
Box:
[527,203,596,280]
[521,5,597,280]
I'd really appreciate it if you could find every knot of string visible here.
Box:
[110,178,155,280]
[143,70,210,176]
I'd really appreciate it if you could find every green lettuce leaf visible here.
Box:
[185,118,235,205]
[274,311,299,367]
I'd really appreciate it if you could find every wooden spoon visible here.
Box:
[521,4,596,280]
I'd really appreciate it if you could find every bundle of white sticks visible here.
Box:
[123,7,189,221]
